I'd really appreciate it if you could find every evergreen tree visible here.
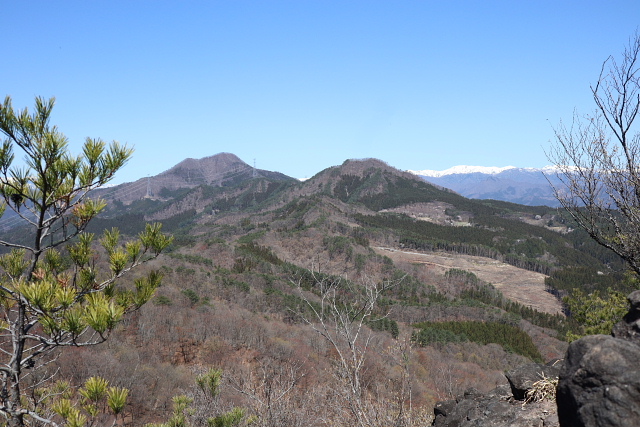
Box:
[0,96,172,426]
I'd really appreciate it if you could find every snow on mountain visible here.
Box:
[408,165,518,177]
[407,166,562,207]
[409,165,562,178]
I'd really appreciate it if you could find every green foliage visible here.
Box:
[357,174,449,211]
[412,326,468,346]
[368,317,399,338]
[176,266,197,276]
[219,276,250,293]
[47,376,129,426]
[80,376,109,403]
[182,289,200,306]
[354,208,611,277]
[383,272,425,305]
[261,286,322,323]
[235,242,283,265]
[323,235,353,260]
[0,96,172,426]
[208,407,245,427]
[148,395,193,427]
[563,287,629,340]
[86,213,148,237]
[232,257,257,273]
[153,295,173,306]
[236,231,266,244]
[157,209,198,233]
[273,199,314,223]
[412,321,543,362]
[146,370,250,427]
[332,174,365,202]
[196,368,222,398]
[196,179,293,214]
[446,268,573,336]
[545,266,630,296]
[351,228,370,247]
[107,386,129,416]
[354,253,367,273]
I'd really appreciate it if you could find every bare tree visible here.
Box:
[548,32,640,274]
[225,357,310,427]
[291,271,401,427]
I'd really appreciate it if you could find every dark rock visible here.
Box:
[433,399,457,419]
[506,363,561,401]
[611,290,640,343]
[556,334,640,427]
[557,291,640,427]
[546,358,565,370]
[432,365,560,427]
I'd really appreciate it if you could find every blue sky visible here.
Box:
[3,1,639,184]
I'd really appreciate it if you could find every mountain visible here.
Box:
[408,166,563,207]
[95,152,295,204]
[47,153,628,425]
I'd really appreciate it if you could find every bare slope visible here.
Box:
[374,247,563,315]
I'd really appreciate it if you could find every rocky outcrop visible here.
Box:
[506,362,562,401]
[611,290,640,343]
[432,362,560,427]
[556,290,640,427]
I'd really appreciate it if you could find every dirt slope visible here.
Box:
[374,247,563,315]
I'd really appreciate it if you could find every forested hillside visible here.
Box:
[3,154,629,426]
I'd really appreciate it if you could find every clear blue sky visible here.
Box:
[4,1,639,183]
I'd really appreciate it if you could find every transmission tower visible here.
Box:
[145,175,153,198]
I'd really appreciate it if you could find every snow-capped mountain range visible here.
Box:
[408,166,563,207]
[409,165,559,178]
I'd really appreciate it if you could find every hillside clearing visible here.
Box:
[374,247,563,316]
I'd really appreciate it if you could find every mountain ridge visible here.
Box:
[95,152,296,204]
[408,166,563,207]
[52,151,625,425]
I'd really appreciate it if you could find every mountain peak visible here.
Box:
[160,152,248,181]
[408,165,518,178]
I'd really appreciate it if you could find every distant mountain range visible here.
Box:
[408,166,564,207]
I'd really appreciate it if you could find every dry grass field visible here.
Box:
[374,247,564,316]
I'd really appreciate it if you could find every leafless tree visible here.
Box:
[548,32,640,274]
[291,271,402,427]
[225,357,310,427]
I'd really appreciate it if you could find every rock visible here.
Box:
[506,363,561,400]
[556,334,640,427]
[611,290,640,343]
[432,365,560,427]
[557,291,640,427]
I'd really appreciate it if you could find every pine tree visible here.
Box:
[0,96,172,426]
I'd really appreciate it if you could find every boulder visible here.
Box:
[432,366,560,427]
[611,290,640,343]
[557,291,640,427]
[506,363,561,400]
